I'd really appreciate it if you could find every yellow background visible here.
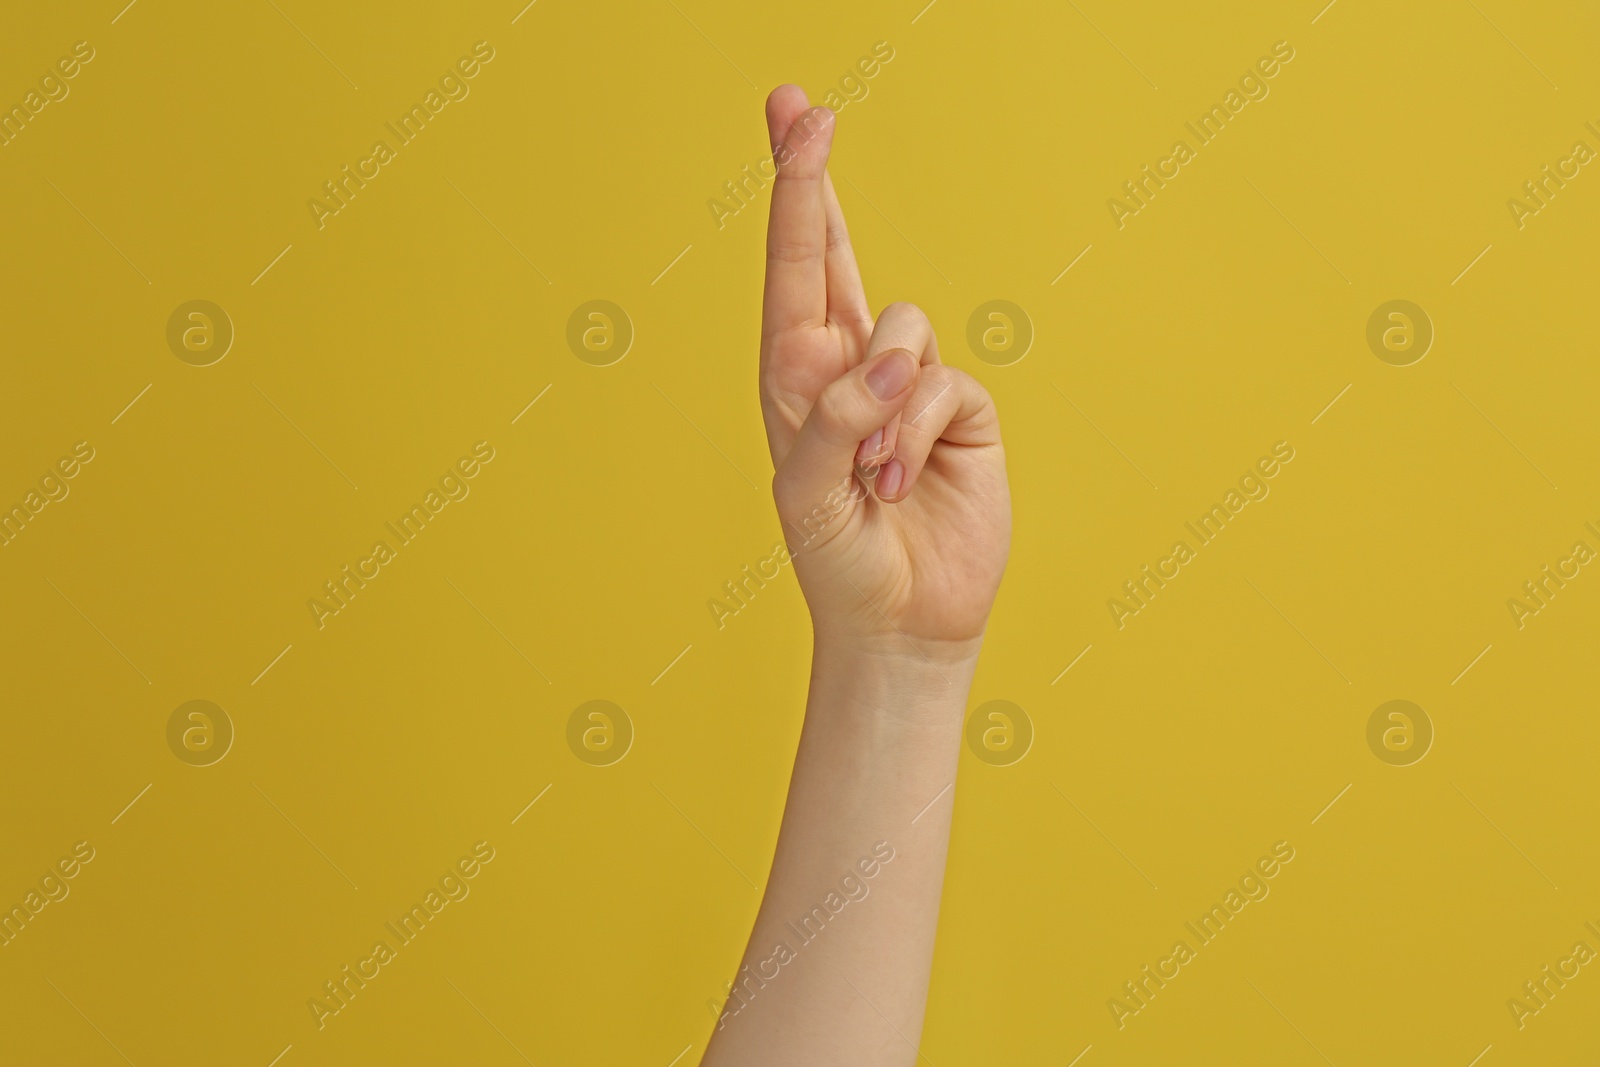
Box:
[2,1,1597,1063]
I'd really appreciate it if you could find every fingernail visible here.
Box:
[866,350,916,400]
[877,460,904,499]
[857,428,883,462]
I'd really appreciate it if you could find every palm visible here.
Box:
[759,87,1010,655]
[761,316,863,447]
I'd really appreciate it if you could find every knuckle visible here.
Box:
[813,378,864,440]
[758,368,793,406]
[919,366,958,409]
[824,220,852,254]
[765,237,817,265]
[872,303,937,361]
[944,365,985,401]
[901,368,965,437]
[771,467,799,513]
[947,367,985,399]
[881,300,924,318]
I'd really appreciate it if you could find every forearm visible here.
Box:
[702,640,974,1066]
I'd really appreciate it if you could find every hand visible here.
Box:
[759,85,1011,668]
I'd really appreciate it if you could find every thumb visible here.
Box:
[773,347,919,543]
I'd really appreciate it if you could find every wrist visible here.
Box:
[808,634,980,724]
[812,627,983,675]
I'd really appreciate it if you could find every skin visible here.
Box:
[700,85,1011,1067]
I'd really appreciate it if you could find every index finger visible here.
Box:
[762,90,835,339]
